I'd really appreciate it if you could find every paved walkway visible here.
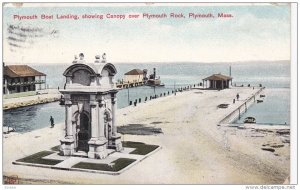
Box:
[54,157,84,169]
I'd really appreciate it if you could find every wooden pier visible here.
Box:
[116,81,146,89]
[219,87,265,125]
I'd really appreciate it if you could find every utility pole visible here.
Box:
[174,81,176,95]
[127,87,130,105]
[230,65,232,85]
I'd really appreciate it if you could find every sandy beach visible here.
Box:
[3,87,290,184]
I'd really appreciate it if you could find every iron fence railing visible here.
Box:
[5,80,45,86]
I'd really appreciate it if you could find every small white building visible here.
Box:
[59,53,122,159]
[202,74,232,90]
[123,69,144,83]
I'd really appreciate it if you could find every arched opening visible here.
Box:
[77,112,90,152]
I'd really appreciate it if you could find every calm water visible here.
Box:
[3,102,65,133]
[33,62,290,89]
[234,88,290,125]
[3,62,291,133]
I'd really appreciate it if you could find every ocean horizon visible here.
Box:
[3,61,291,133]
[3,59,290,66]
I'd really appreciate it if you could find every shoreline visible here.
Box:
[4,87,290,136]
[3,89,61,110]
[3,87,290,184]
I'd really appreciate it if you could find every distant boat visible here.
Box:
[260,95,266,98]
[244,117,256,124]
[257,99,263,103]
[146,79,164,87]
[146,68,164,87]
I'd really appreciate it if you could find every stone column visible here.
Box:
[88,95,108,159]
[90,100,98,139]
[65,101,73,138]
[98,98,105,138]
[111,93,123,151]
[111,95,117,136]
[60,95,75,156]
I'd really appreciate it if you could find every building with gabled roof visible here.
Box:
[124,69,145,83]
[3,64,47,94]
[124,69,144,75]
[203,74,232,89]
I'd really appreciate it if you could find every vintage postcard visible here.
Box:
[2,2,297,187]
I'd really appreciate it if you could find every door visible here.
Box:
[77,113,90,152]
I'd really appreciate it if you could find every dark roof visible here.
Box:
[203,74,232,81]
[124,69,144,75]
[4,65,46,78]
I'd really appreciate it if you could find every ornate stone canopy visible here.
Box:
[59,53,122,159]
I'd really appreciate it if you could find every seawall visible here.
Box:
[3,90,61,110]
[3,96,60,110]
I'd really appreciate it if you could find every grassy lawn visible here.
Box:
[16,151,62,165]
[72,158,136,172]
[122,141,159,155]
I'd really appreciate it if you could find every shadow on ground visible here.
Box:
[117,124,163,135]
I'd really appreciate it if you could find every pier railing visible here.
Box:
[219,87,265,124]
[6,80,45,87]
[116,81,145,88]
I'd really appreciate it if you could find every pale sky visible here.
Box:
[3,3,291,64]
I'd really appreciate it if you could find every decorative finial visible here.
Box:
[95,55,101,63]
[72,55,78,64]
[79,53,84,60]
[101,53,106,63]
